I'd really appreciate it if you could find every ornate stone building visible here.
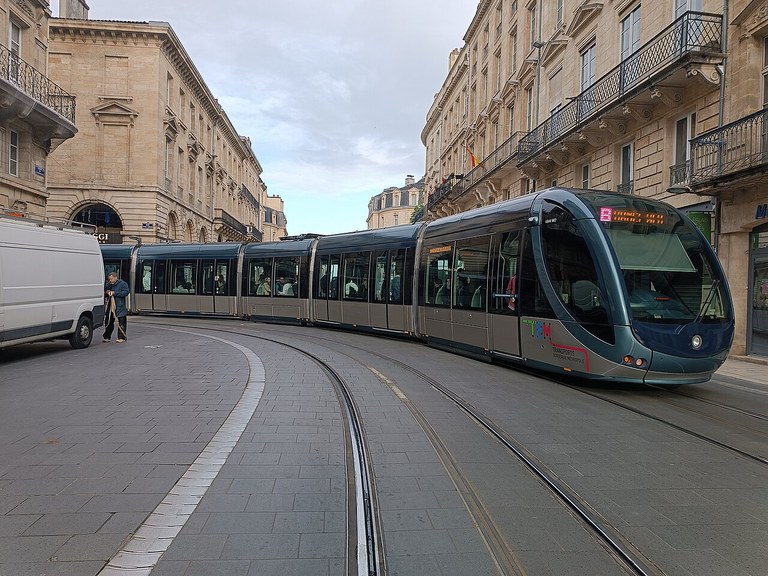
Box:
[0,0,76,217]
[263,194,288,242]
[45,6,265,244]
[366,175,424,229]
[421,0,768,358]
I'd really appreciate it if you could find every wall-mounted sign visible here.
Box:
[756,204,768,220]
[34,163,45,177]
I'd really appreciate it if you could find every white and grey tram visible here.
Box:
[102,188,734,384]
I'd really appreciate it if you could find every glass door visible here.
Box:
[750,225,768,356]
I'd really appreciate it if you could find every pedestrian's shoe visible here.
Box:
[116,338,126,343]
[102,338,110,343]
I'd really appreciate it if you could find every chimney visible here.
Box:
[405,175,415,186]
[59,0,90,19]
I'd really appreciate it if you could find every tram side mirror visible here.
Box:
[528,216,539,225]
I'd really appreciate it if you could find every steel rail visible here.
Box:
[144,319,660,576]
[144,320,385,576]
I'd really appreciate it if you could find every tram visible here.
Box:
[101,188,734,384]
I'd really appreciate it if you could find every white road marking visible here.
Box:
[97,328,265,576]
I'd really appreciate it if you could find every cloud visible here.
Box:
[81,0,477,234]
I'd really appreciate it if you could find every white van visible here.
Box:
[0,210,105,350]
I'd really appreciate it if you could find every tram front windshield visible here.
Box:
[586,195,729,324]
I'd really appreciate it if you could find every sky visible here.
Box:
[50,0,479,235]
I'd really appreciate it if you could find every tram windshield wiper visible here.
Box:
[692,279,720,325]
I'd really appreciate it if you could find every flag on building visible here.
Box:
[465,145,479,168]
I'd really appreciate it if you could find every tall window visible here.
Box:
[510,31,518,73]
[675,0,701,19]
[620,142,634,192]
[763,38,768,109]
[556,0,564,28]
[581,43,597,91]
[621,6,642,61]
[9,22,21,83]
[9,130,19,176]
[581,164,591,189]
[529,4,537,47]
[674,113,696,173]
[166,73,173,107]
[525,86,533,130]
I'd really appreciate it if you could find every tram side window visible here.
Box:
[316,255,340,299]
[247,258,273,296]
[389,250,407,304]
[273,256,299,297]
[328,255,340,299]
[454,236,490,310]
[138,261,153,294]
[541,202,613,341]
[520,233,555,319]
[373,251,387,303]
[491,230,521,315]
[316,255,329,298]
[201,260,215,295]
[170,260,197,293]
[423,243,453,306]
[215,262,229,296]
[343,252,369,301]
[154,261,166,294]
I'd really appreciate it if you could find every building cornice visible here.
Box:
[50,18,263,172]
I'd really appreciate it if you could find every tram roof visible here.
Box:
[424,194,538,239]
[243,239,315,257]
[135,242,242,259]
[315,223,423,253]
[100,244,136,258]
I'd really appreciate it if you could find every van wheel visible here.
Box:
[69,316,93,349]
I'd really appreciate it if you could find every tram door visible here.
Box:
[199,260,232,314]
[451,236,490,350]
[136,259,167,312]
[315,255,340,322]
[370,251,388,329]
[387,249,409,331]
[750,235,768,357]
[489,229,522,359]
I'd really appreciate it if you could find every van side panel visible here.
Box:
[0,218,104,349]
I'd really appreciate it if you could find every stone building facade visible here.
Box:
[45,11,265,244]
[421,0,768,358]
[366,175,424,229]
[0,0,76,217]
[263,194,288,242]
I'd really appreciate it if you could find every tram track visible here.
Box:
[567,384,768,467]
[142,318,664,576]
[149,320,385,576]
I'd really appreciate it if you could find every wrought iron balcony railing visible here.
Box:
[669,160,693,186]
[617,180,635,194]
[241,184,260,211]
[518,11,722,165]
[0,43,76,124]
[215,209,247,235]
[690,108,768,184]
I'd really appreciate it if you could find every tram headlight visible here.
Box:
[691,334,703,350]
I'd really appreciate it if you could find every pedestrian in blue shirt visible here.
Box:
[103,271,129,343]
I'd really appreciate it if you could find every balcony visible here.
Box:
[518,12,723,170]
[679,108,768,192]
[0,43,76,147]
[241,184,260,211]
[214,209,247,236]
[427,132,523,213]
